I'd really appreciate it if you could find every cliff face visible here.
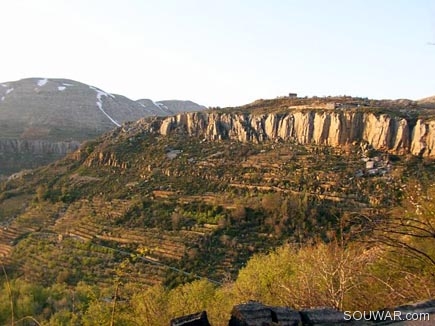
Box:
[0,140,81,176]
[154,110,435,157]
[0,139,80,154]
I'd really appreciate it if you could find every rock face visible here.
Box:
[172,300,435,325]
[0,139,81,175]
[170,311,211,326]
[0,139,80,154]
[150,110,435,157]
[229,302,301,326]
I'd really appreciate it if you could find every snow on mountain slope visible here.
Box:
[0,77,206,175]
[136,98,206,116]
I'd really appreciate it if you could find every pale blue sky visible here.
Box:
[1,0,434,106]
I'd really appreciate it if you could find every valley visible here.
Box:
[0,96,434,324]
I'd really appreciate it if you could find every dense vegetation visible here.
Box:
[1,112,435,324]
[1,221,434,325]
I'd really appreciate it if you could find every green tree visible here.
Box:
[234,242,377,311]
[235,246,295,306]
[130,285,169,326]
[167,279,216,319]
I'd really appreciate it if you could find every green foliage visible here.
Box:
[179,203,226,225]
[81,300,112,326]
[1,237,435,324]
[0,279,49,325]
[235,246,295,305]
[46,310,81,326]
[167,279,217,319]
[130,285,169,326]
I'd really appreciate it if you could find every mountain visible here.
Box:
[136,99,206,116]
[0,78,205,176]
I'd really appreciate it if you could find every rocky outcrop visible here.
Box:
[151,110,435,157]
[83,150,129,169]
[172,300,435,325]
[229,302,301,326]
[170,311,211,326]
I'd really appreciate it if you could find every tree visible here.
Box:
[261,193,282,213]
[231,205,246,222]
[234,246,295,306]
[363,185,435,273]
[130,285,169,326]
[81,299,111,326]
[234,241,377,311]
[167,279,216,319]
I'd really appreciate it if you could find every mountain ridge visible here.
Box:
[0,77,206,175]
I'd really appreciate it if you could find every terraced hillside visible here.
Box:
[1,97,435,293]
[1,194,213,288]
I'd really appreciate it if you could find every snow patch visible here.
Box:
[96,101,120,127]
[5,88,14,95]
[1,84,7,88]
[155,101,171,113]
[1,96,5,101]
[62,83,74,86]
[89,86,109,99]
[58,86,66,91]
[89,86,121,127]
[37,78,48,87]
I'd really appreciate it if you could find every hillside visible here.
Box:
[0,97,431,278]
[418,95,435,104]
[0,96,435,323]
[0,78,206,176]
[418,95,435,109]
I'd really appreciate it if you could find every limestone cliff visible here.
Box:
[0,139,80,154]
[0,139,81,176]
[147,110,435,157]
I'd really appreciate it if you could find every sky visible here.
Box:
[0,0,434,107]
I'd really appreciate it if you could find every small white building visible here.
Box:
[366,160,374,169]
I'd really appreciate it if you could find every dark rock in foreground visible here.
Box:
[171,299,435,325]
[170,311,211,326]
